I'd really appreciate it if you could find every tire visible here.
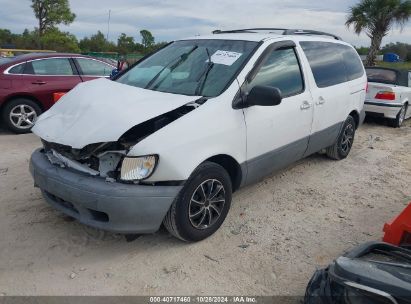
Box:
[163,162,232,242]
[326,115,356,160]
[390,104,407,128]
[1,98,42,134]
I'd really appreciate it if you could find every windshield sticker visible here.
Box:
[210,50,243,66]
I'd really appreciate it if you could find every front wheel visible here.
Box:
[163,162,232,242]
[390,104,407,128]
[326,115,356,160]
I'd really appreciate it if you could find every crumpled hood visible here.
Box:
[32,78,198,149]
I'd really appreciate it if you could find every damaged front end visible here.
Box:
[41,101,204,183]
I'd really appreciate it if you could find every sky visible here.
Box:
[1,0,411,47]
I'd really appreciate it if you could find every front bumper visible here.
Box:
[364,101,402,119]
[29,149,183,234]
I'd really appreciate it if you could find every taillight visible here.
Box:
[53,92,66,103]
[375,91,396,100]
[366,82,369,93]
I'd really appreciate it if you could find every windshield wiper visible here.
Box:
[195,48,215,96]
[145,45,198,90]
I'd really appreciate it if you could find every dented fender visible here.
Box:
[127,82,247,183]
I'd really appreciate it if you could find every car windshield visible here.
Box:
[366,68,398,85]
[117,39,259,97]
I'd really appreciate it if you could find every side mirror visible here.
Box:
[110,68,120,79]
[245,86,282,107]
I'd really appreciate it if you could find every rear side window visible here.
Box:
[76,58,112,76]
[343,46,365,81]
[8,63,25,74]
[248,48,304,97]
[300,42,364,88]
[29,58,74,76]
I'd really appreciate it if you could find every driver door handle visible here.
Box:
[300,101,312,110]
[32,81,47,85]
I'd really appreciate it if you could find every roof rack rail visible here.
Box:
[212,28,342,40]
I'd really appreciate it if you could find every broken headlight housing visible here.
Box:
[120,155,158,181]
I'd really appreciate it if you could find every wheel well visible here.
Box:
[349,110,360,129]
[205,155,242,192]
[0,95,44,113]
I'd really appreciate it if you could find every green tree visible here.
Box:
[346,0,411,66]
[14,29,38,49]
[355,46,370,56]
[381,42,411,60]
[0,29,15,47]
[40,27,80,52]
[117,33,135,54]
[31,0,75,38]
[140,29,154,51]
[79,31,116,52]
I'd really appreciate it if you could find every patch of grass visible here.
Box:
[376,62,411,70]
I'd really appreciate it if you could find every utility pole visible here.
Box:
[106,9,111,41]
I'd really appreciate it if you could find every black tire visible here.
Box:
[326,115,356,160]
[1,98,42,134]
[163,162,232,242]
[390,104,407,128]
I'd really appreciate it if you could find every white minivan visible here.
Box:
[30,29,367,242]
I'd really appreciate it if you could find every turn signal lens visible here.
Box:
[375,91,396,100]
[120,155,158,181]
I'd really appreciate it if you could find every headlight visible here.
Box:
[120,155,158,181]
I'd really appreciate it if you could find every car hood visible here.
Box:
[32,78,199,149]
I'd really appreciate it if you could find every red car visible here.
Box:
[0,53,116,133]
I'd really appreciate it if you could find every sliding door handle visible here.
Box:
[300,101,312,110]
[316,96,325,105]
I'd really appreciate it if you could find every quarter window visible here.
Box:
[30,58,74,76]
[8,63,25,74]
[76,58,112,76]
[248,48,304,97]
[300,42,364,88]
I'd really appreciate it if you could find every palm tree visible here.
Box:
[346,0,411,66]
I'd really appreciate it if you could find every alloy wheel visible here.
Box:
[188,179,226,230]
[341,123,354,154]
[9,104,37,129]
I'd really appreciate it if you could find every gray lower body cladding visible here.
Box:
[30,149,182,234]
[241,121,344,186]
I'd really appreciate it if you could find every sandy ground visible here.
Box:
[0,118,410,297]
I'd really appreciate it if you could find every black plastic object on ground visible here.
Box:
[304,242,411,304]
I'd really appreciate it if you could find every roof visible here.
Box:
[181,28,350,45]
[181,28,342,42]
[181,33,352,48]
[0,53,116,68]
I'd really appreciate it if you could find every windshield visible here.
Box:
[366,68,398,85]
[117,39,259,97]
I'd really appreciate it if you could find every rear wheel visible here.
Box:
[326,115,356,160]
[390,104,407,128]
[163,162,232,242]
[1,98,42,134]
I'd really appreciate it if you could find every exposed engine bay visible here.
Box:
[42,101,204,181]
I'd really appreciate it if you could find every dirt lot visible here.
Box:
[0,119,410,297]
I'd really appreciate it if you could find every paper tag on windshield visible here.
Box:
[210,50,242,66]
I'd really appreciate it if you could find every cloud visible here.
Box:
[0,0,411,47]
